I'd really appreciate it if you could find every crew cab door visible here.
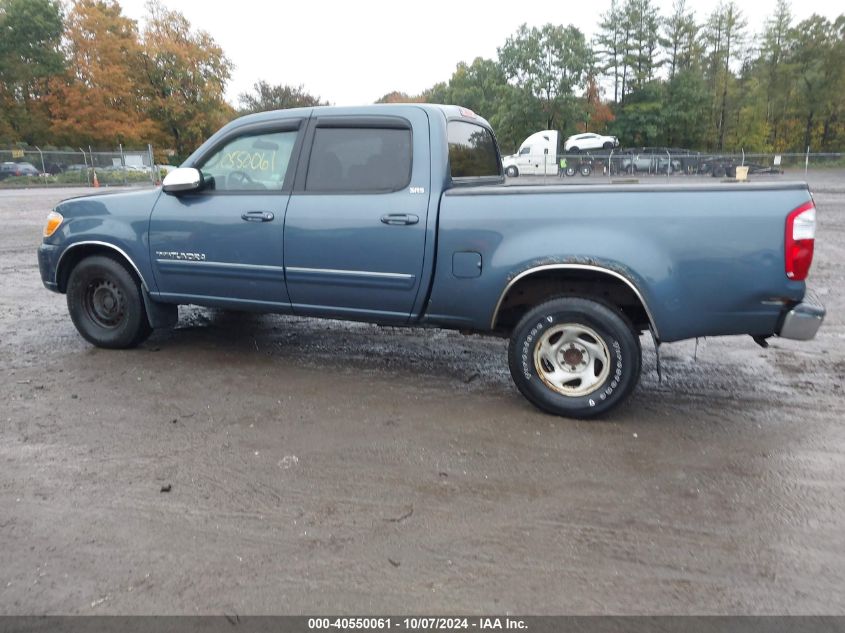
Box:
[283,112,431,322]
[148,121,303,308]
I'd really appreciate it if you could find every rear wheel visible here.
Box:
[508,297,641,418]
[67,255,151,349]
[565,166,577,177]
[579,163,593,176]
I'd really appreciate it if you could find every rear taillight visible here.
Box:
[785,201,816,281]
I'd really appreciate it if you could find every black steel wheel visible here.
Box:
[67,255,151,349]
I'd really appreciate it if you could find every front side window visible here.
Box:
[448,121,501,179]
[198,130,298,192]
[305,127,412,193]
[519,146,531,155]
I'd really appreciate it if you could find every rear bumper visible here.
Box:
[777,291,825,340]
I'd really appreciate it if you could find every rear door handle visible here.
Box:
[241,211,274,222]
[380,213,419,226]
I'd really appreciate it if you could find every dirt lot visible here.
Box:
[1,172,844,615]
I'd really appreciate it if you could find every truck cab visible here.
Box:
[502,131,559,177]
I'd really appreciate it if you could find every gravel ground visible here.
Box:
[0,170,843,615]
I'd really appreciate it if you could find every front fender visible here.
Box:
[40,188,161,292]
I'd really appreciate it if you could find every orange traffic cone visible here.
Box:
[92,170,100,188]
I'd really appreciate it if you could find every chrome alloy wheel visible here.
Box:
[533,323,611,397]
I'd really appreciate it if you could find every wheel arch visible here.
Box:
[56,241,148,294]
[491,264,659,338]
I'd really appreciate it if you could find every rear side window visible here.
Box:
[306,127,412,192]
[448,121,501,179]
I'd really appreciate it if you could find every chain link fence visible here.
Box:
[507,150,845,180]
[0,144,159,188]
[4,144,843,188]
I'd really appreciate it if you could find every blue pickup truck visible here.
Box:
[38,104,825,418]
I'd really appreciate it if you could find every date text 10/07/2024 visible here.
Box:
[307,618,528,630]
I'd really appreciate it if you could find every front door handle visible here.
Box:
[380,213,419,226]
[241,210,274,222]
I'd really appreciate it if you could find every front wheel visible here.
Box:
[508,297,641,418]
[505,165,519,178]
[67,255,152,349]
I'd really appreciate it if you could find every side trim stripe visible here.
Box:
[286,266,414,280]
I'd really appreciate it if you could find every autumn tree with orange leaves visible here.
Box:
[139,1,233,158]
[48,0,159,146]
[0,0,233,155]
[579,76,615,133]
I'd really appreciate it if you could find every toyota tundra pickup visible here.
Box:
[37,104,825,418]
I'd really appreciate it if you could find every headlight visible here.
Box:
[43,210,64,238]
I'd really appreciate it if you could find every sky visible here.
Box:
[119,0,844,107]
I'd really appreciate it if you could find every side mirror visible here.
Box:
[162,167,203,194]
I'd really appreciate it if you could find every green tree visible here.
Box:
[703,1,747,150]
[239,81,327,113]
[610,81,666,146]
[759,0,794,149]
[788,15,842,150]
[420,57,545,154]
[621,0,662,94]
[595,0,625,102]
[375,91,423,103]
[663,69,709,147]
[498,23,592,131]
[139,0,233,157]
[662,0,700,80]
[0,0,63,144]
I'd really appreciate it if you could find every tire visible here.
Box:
[602,142,613,149]
[66,255,152,349]
[712,165,726,178]
[564,166,577,177]
[579,163,592,176]
[505,165,519,178]
[569,146,579,153]
[507,297,641,419]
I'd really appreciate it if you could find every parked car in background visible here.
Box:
[564,133,619,152]
[613,149,682,175]
[0,161,42,180]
